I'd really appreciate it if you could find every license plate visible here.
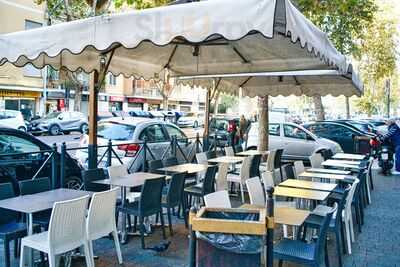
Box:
[382,153,388,160]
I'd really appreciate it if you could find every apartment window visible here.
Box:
[23,20,42,77]
[108,74,117,85]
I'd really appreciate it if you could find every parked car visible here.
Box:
[75,117,195,171]
[246,122,342,161]
[208,116,240,147]
[332,120,377,134]
[361,119,388,135]
[0,128,83,192]
[303,121,375,154]
[177,112,205,128]
[0,110,28,132]
[30,111,88,135]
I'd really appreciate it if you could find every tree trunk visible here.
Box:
[258,96,269,151]
[313,95,325,121]
[213,91,220,115]
[345,97,350,119]
[203,88,211,137]
[74,85,82,112]
[162,94,168,110]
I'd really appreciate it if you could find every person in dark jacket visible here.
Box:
[381,120,400,172]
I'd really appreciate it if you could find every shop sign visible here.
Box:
[0,89,40,98]
[109,96,125,102]
[128,97,145,103]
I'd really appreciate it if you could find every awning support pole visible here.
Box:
[258,95,269,151]
[88,49,116,169]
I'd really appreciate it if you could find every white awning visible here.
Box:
[0,0,352,90]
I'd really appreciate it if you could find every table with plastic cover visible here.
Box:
[274,186,331,201]
[321,160,362,170]
[236,150,269,156]
[94,172,166,243]
[279,179,337,192]
[299,171,354,181]
[0,188,92,267]
[157,163,209,174]
[207,156,244,164]
[307,168,351,175]
[332,153,366,161]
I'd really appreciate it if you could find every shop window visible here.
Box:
[108,74,117,86]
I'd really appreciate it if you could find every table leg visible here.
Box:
[121,187,128,244]
[26,213,33,267]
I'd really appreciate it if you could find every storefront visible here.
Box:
[0,89,40,120]
[46,91,66,113]
[127,97,145,110]
[179,101,192,112]
[147,99,162,111]
[109,95,125,111]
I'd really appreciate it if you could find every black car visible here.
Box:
[208,116,240,147]
[0,128,83,193]
[303,121,375,154]
[333,120,377,134]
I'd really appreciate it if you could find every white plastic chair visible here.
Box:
[196,152,208,182]
[260,150,276,172]
[309,153,324,169]
[107,164,140,202]
[342,178,359,254]
[227,156,252,202]
[86,188,122,266]
[20,196,91,267]
[216,163,229,191]
[246,177,265,206]
[224,146,235,157]
[365,159,373,204]
[293,161,305,179]
[204,191,231,208]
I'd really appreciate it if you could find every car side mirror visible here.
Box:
[58,116,63,120]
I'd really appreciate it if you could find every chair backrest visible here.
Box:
[250,154,262,178]
[224,146,235,157]
[107,164,129,179]
[81,168,109,192]
[216,163,229,191]
[240,156,252,182]
[273,149,284,169]
[205,150,217,159]
[19,177,51,195]
[48,195,90,254]
[313,203,337,263]
[86,188,119,240]
[196,152,208,165]
[261,171,275,189]
[246,177,265,206]
[0,183,18,225]
[234,145,243,153]
[163,157,179,167]
[204,191,231,208]
[202,165,218,195]
[344,178,360,217]
[283,164,295,180]
[266,150,276,171]
[148,159,163,173]
[293,161,305,178]
[309,153,324,169]
[139,177,165,216]
[332,186,351,227]
[166,172,187,207]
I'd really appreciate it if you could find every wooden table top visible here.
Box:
[274,186,331,201]
[236,150,269,156]
[307,168,351,175]
[279,179,337,192]
[207,156,244,164]
[332,153,366,161]
[0,188,92,214]
[94,172,166,188]
[299,171,353,181]
[321,161,361,170]
[241,204,310,226]
[158,163,209,174]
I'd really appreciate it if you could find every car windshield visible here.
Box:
[44,112,61,119]
[210,119,229,130]
[97,122,136,141]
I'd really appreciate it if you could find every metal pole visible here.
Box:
[60,142,66,188]
[51,143,58,189]
[88,70,99,169]
[143,137,147,172]
[196,132,200,153]
[172,136,177,158]
[266,187,274,267]
[188,207,198,267]
[386,79,391,118]
[107,139,112,167]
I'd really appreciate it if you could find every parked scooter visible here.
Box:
[374,136,394,175]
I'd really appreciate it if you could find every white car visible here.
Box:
[246,122,342,161]
[76,117,195,171]
[177,112,204,128]
[0,110,27,132]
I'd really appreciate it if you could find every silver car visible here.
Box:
[30,111,88,135]
[75,117,195,171]
[246,122,342,161]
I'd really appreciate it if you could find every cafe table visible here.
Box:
[236,150,269,156]
[307,168,351,175]
[0,188,92,267]
[93,172,166,243]
[158,163,209,174]
[274,186,331,202]
[332,153,366,161]
[298,171,353,181]
[207,156,244,164]
[325,159,362,165]
[321,160,362,170]
[279,179,337,192]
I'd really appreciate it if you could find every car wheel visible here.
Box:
[64,131,70,135]
[18,126,27,132]
[64,176,83,190]
[80,123,88,134]
[49,125,61,136]
[193,121,199,128]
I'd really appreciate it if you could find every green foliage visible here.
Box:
[114,0,173,9]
